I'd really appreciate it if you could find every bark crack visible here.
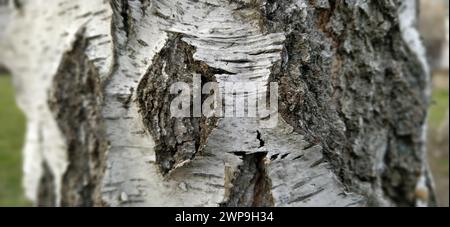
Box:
[221,152,274,207]
[120,0,131,39]
[256,130,265,148]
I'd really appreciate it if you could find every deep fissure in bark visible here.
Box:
[118,0,131,39]
[221,152,274,207]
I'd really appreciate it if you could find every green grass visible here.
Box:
[0,75,30,207]
[429,87,449,129]
[439,159,449,175]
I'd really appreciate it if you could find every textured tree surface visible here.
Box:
[0,0,435,207]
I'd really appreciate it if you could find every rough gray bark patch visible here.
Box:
[266,0,432,206]
[137,35,221,175]
[48,31,108,206]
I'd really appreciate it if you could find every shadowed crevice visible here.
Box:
[221,152,274,207]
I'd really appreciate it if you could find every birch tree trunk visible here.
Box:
[0,0,436,207]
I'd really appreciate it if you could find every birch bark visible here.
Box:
[0,0,435,207]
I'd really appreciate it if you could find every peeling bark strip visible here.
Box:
[0,0,435,207]
[137,35,218,174]
[48,32,107,207]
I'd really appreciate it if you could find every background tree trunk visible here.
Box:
[0,0,435,207]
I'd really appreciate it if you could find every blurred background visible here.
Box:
[420,0,449,207]
[0,0,448,207]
